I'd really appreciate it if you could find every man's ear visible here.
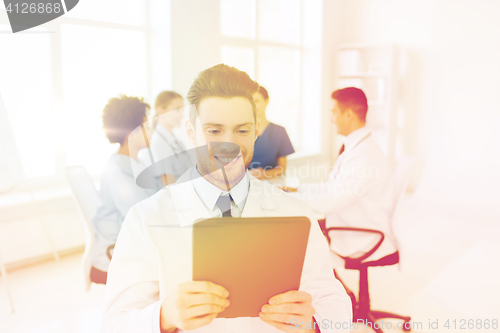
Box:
[186,120,197,146]
[254,119,260,141]
[345,108,354,121]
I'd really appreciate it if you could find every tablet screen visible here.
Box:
[193,216,310,318]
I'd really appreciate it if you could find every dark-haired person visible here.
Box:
[90,95,161,284]
[248,86,294,180]
[285,87,396,266]
[140,91,193,186]
[101,65,351,333]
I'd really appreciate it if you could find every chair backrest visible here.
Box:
[393,155,418,212]
[66,166,101,291]
[66,166,101,225]
[390,155,417,259]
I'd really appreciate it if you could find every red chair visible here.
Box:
[324,226,411,332]
[320,155,417,332]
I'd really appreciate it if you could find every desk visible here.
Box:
[265,176,328,233]
[0,185,66,314]
[0,186,16,313]
[264,175,292,187]
[0,248,14,313]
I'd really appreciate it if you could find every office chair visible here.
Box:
[66,166,102,291]
[324,155,417,333]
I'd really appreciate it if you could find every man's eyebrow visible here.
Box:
[236,122,253,127]
[202,123,223,127]
[202,122,253,127]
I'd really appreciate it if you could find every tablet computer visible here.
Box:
[192,216,310,318]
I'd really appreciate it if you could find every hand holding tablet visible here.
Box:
[160,281,230,332]
[260,290,317,333]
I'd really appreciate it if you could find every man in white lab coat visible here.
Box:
[286,87,396,266]
[101,64,352,333]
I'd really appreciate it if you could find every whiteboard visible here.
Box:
[0,92,25,193]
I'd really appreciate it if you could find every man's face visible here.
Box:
[331,99,349,136]
[187,97,258,189]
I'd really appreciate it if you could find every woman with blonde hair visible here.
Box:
[143,91,193,185]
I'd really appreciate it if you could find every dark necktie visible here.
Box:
[339,144,345,156]
[216,194,232,217]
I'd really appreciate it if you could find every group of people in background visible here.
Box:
[90,80,296,279]
[91,67,396,277]
[86,63,397,333]
[99,64,352,332]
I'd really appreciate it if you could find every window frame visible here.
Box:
[220,0,325,159]
[0,2,157,189]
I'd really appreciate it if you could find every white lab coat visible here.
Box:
[296,127,397,264]
[101,169,352,333]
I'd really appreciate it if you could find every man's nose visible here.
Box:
[221,131,236,142]
[209,132,240,154]
[217,141,239,153]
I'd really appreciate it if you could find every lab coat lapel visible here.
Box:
[241,176,277,217]
[169,177,216,227]
[331,130,371,179]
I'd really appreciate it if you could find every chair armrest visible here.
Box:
[325,227,385,264]
[106,244,115,261]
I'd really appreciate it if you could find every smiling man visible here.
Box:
[100,64,351,333]
[188,96,252,191]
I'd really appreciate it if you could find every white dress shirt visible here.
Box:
[295,127,396,263]
[191,167,249,217]
[101,167,352,333]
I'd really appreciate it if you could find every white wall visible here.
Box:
[330,0,500,215]
[170,0,221,97]
[169,0,335,169]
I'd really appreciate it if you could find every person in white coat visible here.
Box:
[141,91,194,186]
[101,64,352,333]
[284,87,396,266]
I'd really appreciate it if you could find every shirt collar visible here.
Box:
[344,126,370,152]
[191,166,249,212]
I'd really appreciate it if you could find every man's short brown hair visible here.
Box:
[187,64,259,125]
[331,87,368,122]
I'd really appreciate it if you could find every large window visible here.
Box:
[61,25,148,174]
[0,26,54,179]
[0,0,170,181]
[220,0,323,155]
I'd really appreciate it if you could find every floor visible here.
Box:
[1,197,499,333]
[0,253,105,333]
[337,198,500,333]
